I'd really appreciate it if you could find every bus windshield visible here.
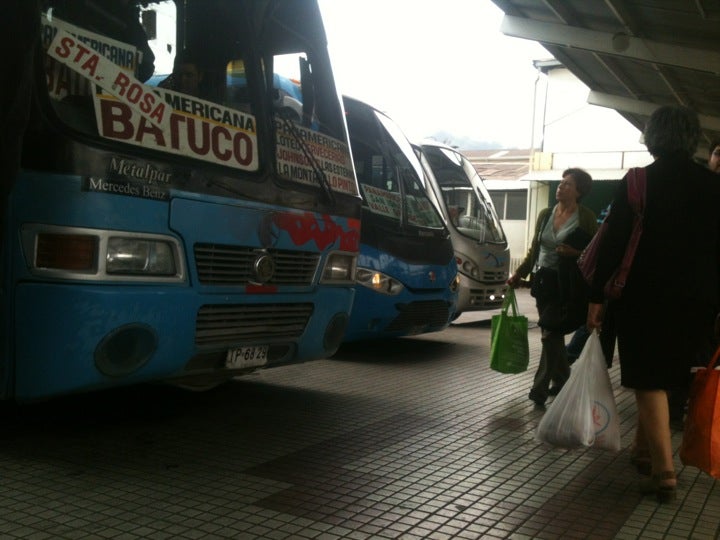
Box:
[350,104,444,229]
[421,144,506,243]
[39,0,357,201]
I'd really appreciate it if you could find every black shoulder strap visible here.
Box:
[532,209,552,268]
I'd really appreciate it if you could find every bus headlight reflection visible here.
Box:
[107,237,176,275]
[450,274,461,292]
[356,268,404,295]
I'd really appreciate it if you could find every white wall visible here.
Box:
[487,63,654,271]
[539,69,646,153]
[503,219,528,272]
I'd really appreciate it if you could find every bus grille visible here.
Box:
[385,300,451,332]
[195,303,314,346]
[468,288,505,309]
[194,244,320,285]
[482,269,508,282]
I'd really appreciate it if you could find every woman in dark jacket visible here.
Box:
[509,168,597,406]
[588,105,720,503]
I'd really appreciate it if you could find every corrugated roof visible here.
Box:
[461,148,531,181]
[491,0,720,157]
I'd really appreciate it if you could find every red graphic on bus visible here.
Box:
[272,212,360,252]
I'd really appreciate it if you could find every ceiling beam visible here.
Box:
[500,15,720,75]
[603,0,637,34]
[539,0,575,24]
[587,90,720,131]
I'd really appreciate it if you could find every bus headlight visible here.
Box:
[23,224,186,282]
[36,233,98,271]
[321,251,357,283]
[356,268,404,295]
[450,274,461,292]
[457,252,479,278]
[107,237,177,275]
[462,260,480,277]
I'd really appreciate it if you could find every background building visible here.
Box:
[465,59,652,271]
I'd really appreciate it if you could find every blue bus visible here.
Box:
[418,141,509,316]
[342,96,458,342]
[2,0,362,400]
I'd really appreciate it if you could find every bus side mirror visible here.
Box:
[299,57,315,128]
[141,10,157,40]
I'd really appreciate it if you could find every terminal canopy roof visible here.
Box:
[491,0,720,155]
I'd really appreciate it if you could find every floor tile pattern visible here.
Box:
[0,289,718,539]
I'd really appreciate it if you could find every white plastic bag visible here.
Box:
[535,330,620,451]
[588,332,621,451]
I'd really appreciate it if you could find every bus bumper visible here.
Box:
[343,288,456,343]
[14,283,354,400]
[455,274,507,312]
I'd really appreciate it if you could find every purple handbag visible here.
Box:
[577,167,646,300]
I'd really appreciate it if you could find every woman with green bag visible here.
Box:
[507,168,597,407]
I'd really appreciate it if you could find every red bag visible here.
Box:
[680,346,720,478]
[577,167,646,300]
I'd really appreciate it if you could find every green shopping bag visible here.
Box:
[490,288,529,374]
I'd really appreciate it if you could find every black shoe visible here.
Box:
[528,390,546,407]
[548,386,563,396]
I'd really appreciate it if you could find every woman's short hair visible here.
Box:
[562,168,592,200]
[709,139,720,158]
[643,105,700,159]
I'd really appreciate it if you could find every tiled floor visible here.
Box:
[1,288,719,539]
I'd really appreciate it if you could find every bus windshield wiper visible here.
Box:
[277,115,335,206]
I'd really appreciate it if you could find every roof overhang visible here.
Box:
[483,179,531,190]
[520,169,629,182]
[492,1,720,155]
[500,15,720,74]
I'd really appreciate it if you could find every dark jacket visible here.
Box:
[517,204,597,333]
[590,158,720,311]
[590,157,720,389]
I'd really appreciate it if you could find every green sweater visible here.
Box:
[515,205,598,279]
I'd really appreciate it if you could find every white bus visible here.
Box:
[417,141,510,317]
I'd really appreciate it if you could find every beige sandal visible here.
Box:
[638,471,677,503]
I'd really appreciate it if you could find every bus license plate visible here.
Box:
[226,346,268,369]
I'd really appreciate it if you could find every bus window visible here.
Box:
[425,146,505,243]
[6,1,361,401]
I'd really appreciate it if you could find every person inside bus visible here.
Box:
[447,206,463,226]
[507,168,597,407]
[158,51,204,98]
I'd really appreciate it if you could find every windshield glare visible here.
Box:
[345,101,444,229]
[423,145,506,243]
